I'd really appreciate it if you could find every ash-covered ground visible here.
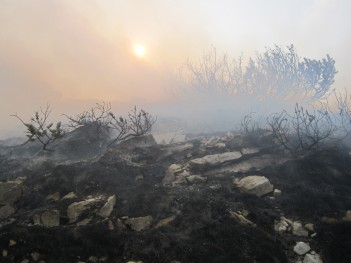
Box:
[0,126,351,263]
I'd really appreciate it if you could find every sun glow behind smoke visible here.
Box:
[133,44,146,58]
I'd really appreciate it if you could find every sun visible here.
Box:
[133,44,146,58]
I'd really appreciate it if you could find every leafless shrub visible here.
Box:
[64,102,156,146]
[64,102,112,133]
[11,105,65,151]
[334,90,351,137]
[267,103,336,151]
[240,112,266,137]
[109,106,156,146]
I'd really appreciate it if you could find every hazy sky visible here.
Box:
[1,0,351,137]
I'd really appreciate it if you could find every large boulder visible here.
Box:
[234,175,273,197]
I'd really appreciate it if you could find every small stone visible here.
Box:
[124,216,153,231]
[342,210,351,221]
[41,210,60,227]
[303,252,323,263]
[76,218,92,226]
[274,219,289,233]
[292,221,309,237]
[135,175,144,181]
[31,251,41,261]
[273,189,282,197]
[304,223,314,232]
[155,216,176,228]
[108,220,114,230]
[321,216,338,224]
[9,239,16,246]
[2,249,8,257]
[46,192,60,201]
[21,259,30,263]
[186,175,208,184]
[62,192,77,200]
[0,204,15,219]
[311,233,317,238]
[293,242,311,255]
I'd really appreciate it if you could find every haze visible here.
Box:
[1,0,351,138]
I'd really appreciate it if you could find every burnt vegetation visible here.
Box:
[2,44,351,263]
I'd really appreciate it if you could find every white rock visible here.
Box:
[241,148,260,155]
[98,195,116,218]
[294,242,311,255]
[304,223,314,232]
[163,164,183,183]
[303,252,323,263]
[155,216,176,228]
[274,219,289,233]
[292,221,309,237]
[189,151,242,169]
[62,192,77,200]
[124,216,153,231]
[235,175,274,197]
[342,210,351,221]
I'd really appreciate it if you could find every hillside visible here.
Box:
[0,129,350,263]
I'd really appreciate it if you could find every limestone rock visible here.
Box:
[342,210,351,221]
[294,242,311,255]
[304,223,314,232]
[0,204,15,219]
[235,175,273,197]
[273,189,282,197]
[303,252,323,263]
[241,148,260,155]
[124,215,153,231]
[229,211,256,227]
[98,195,116,218]
[41,210,60,227]
[0,178,25,205]
[62,192,77,200]
[46,192,60,201]
[292,221,309,237]
[155,216,176,228]
[186,175,208,184]
[163,164,183,183]
[67,197,100,223]
[189,151,242,169]
[274,218,290,233]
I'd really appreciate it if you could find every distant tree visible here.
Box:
[11,105,65,151]
[176,45,337,102]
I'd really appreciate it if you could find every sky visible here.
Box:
[1,0,351,137]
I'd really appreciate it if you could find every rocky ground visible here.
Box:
[0,128,351,263]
